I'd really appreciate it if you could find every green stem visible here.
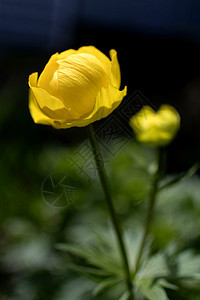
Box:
[86,124,134,300]
[133,147,163,277]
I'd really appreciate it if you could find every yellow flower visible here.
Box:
[129,105,180,147]
[28,46,127,128]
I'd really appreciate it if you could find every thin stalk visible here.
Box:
[133,147,163,277]
[86,124,134,300]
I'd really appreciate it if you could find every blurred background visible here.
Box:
[0,1,200,299]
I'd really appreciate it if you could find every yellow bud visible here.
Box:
[129,105,180,147]
[28,46,127,129]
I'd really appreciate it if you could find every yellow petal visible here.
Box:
[29,89,54,126]
[88,84,127,122]
[130,106,156,134]
[136,127,172,146]
[29,73,72,121]
[28,73,54,125]
[57,49,77,61]
[56,53,109,118]
[31,87,73,121]
[77,46,111,77]
[57,84,127,128]
[157,105,180,133]
[58,46,111,76]
[29,72,38,87]
[38,53,59,95]
[109,49,121,89]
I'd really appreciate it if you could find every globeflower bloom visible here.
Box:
[28,46,127,128]
[129,105,180,147]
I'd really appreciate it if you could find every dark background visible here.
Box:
[0,0,200,172]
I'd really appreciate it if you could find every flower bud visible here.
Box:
[129,105,180,147]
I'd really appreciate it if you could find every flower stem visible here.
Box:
[86,124,134,300]
[133,147,163,277]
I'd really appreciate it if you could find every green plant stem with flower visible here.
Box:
[87,124,134,300]
[28,44,181,299]
[133,147,164,277]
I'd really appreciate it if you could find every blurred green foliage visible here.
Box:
[0,120,200,300]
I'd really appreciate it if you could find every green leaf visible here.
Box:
[67,263,112,281]
[159,162,200,191]
[178,250,200,278]
[158,279,178,290]
[57,278,95,300]
[118,291,131,300]
[138,253,168,278]
[56,243,122,277]
[92,277,122,296]
[136,277,169,300]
